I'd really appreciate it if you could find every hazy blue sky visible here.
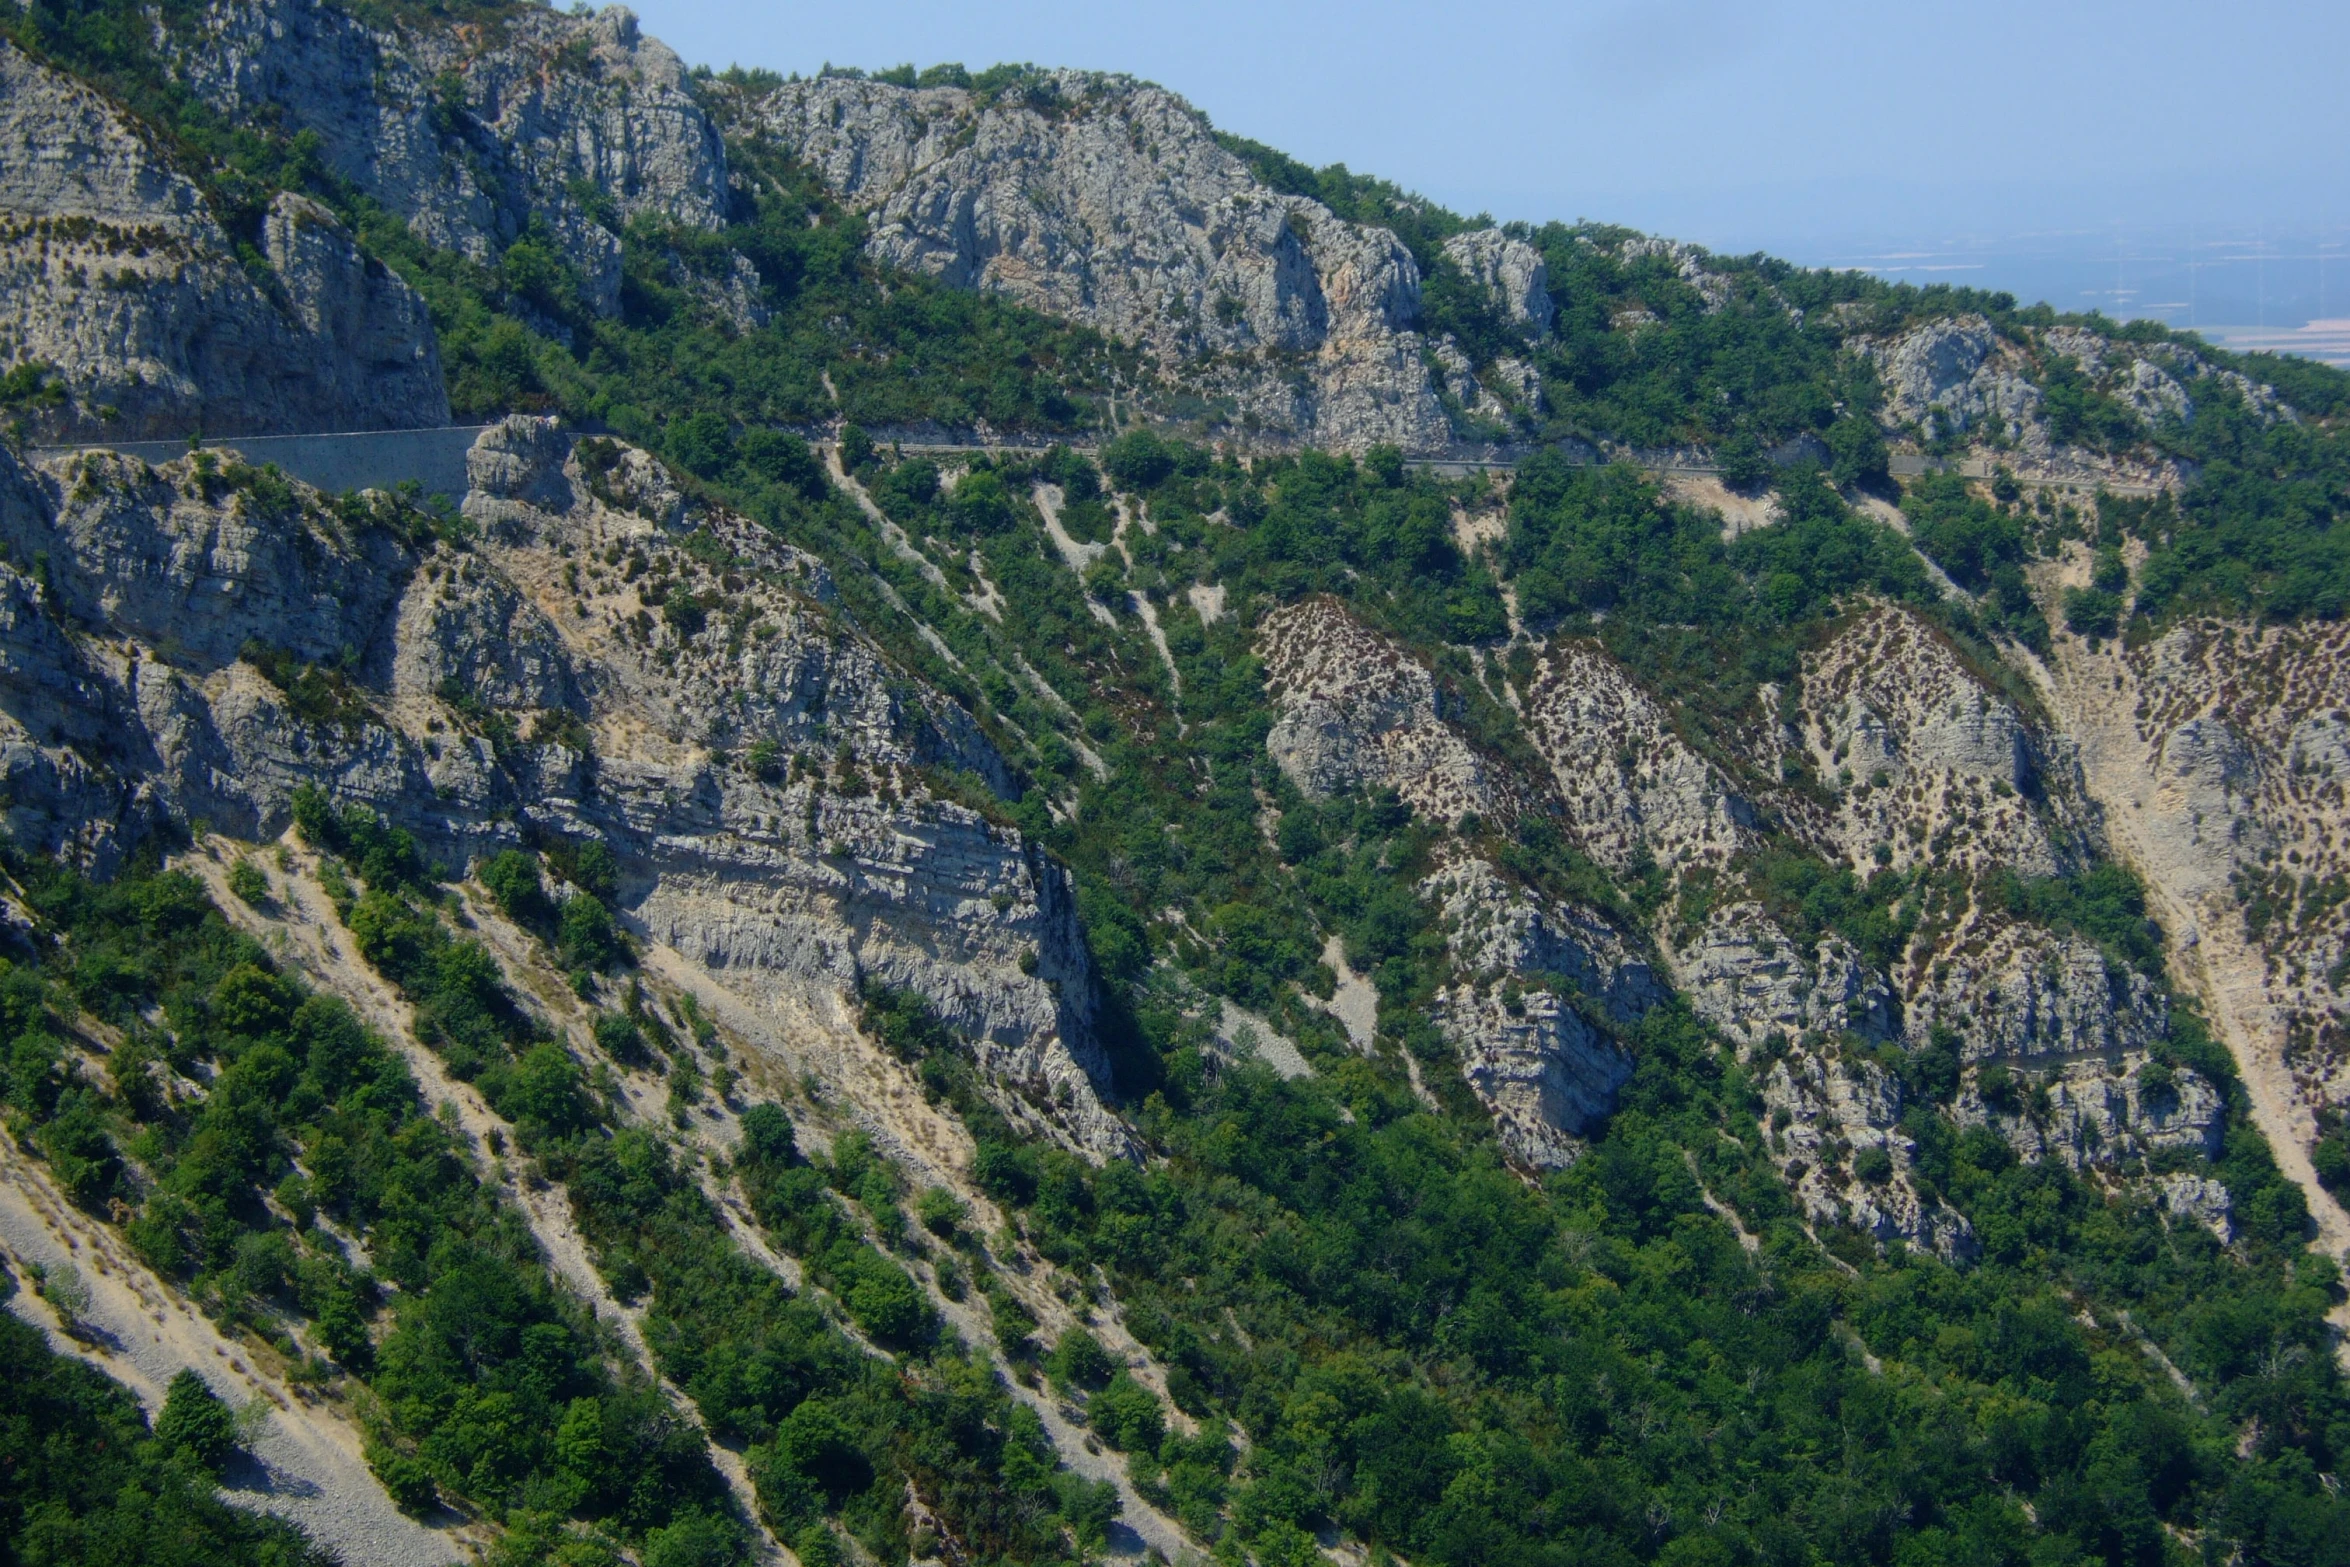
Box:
[626,0,2348,317]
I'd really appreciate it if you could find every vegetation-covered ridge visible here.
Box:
[4,0,2350,625]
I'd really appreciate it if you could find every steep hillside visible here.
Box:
[3,4,2350,1567]
[0,38,446,438]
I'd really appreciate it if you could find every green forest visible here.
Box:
[4,1,2350,1564]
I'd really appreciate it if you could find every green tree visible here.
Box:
[155,1369,238,1471]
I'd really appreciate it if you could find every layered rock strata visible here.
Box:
[0,417,1131,1158]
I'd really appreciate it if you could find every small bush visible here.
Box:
[1047,1325,1115,1391]
[227,859,270,907]
[1087,1370,1165,1452]
[739,1102,798,1165]
[593,1011,651,1066]
[479,849,549,926]
[36,1261,91,1334]
[2063,586,2124,638]
[2314,1135,2350,1193]
[916,1186,966,1237]
[558,894,623,971]
[1100,429,1175,492]
[369,1442,439,1513]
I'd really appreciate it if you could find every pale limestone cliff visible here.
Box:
[0,418,1132,1160]
[2033,608,2350,1264]
[1422,857,1661,1166]
[1670,903,1897,1049]
[174,0,729,316]
[752,71,1452,450]
[1259,597,1510,824]
[1861,315,2045,448]
[0,42,445,438]
[1441,228,1553,333]
[1788,605,2083,879]
[1856,315,2222,491]
[1519,638,1755,875]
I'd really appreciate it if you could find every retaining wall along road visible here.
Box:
[29,425,492,501]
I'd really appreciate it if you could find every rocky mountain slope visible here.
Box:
[750,70,1470,450]
[1,419,1124,1157]
[175,0,729,317]
[0,39,446,439]
[3,4,2349,1566]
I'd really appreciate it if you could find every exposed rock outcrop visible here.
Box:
[1423,858,1661,1166]
[1901,915,2169,1065]
[1519,639,1754,874]
[1613,235,1733,312]
[1259,597,1510,823]
[1670,902,1896,1048]
[1758,1046,1977,1257]
[1791,605,2083,879]
[0,418,1132,1160]
[1253,600,1668,1161]
[752,71,1452,450]
[174,0,729,316]
[2038,613,2350,1259]
[0,41,446,438]
[1857,316,2252,491]
[1859,315,2045,448]
[1435,983,1631,1167]
[1426,857,1665,1022]
[1441,228,1553,333]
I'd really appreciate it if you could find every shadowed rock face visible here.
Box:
[1423,858,1661,1167]
[753,71,1453,452]
[0,419,1132,1160]
[0,42,447,439]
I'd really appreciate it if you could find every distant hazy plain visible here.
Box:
[1795,219,2350,366]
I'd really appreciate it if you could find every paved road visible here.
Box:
[26,423,2167,502]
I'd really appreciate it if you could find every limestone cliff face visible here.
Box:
[1786,606,2084,880]
[1260,597,1508,823]
[752,72,1451,451]
[0,419,1131,1159]
[1422,858,1662,1167]
[174,0,729,316]
[1860,316,2044,449]
[0,42,446,439]
[1853,315,2263,491]
[1671,905,1897,1050]
[1441,229,1553,334]
[1519,639,1755,875]
[1256,600,1653,1161]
